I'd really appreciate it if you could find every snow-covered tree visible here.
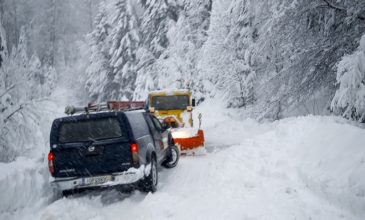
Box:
[133,0,212,100]
[199,0,256,108]
[331,35,365,122]
[223,0,256,107]
[86,0,141,101]
[0,18,6,67]
[1,0,99,70]
[132,0,180,100]
[85,0,365,120]
[0,27,56,162]
[133,47,158,100]
[165,0,212,99]
[140,0,173,58]
[198,0,232,97]
[107,0,140,100]
[86,7,112,101]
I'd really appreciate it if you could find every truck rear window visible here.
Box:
[59,118,123,143]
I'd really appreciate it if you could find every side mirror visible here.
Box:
[161,122,169,130]
[192,98,196,107]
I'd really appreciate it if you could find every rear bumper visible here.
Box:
[51,167,146,192]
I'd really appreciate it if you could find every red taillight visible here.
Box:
[130,143,139,153]
[130,143,139,166]
[48,151,54,161]
[48,151,54,174]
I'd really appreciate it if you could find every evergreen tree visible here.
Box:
[132,0,181,100]
[331,35,365,122]
[0,18,6,67]
[86,0,140,101]
[168,0,212,99]
[108,0,140,100]
[133,0,212,100]
[0,26,56,162]
[140,0,171,58]
[224,0,256,108]
[200,0,256,108]
[133,47,156,100]
[86,7,112,101]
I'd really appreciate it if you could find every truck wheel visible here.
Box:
[62,190,74,197]
[51,187,63,200]
[162,145,179,168]
[140,156,158,193]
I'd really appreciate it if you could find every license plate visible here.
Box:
[83,176,112,186]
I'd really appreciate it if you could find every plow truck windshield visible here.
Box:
[152,95,189,110]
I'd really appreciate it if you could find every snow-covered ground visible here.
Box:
[1,98,365,220]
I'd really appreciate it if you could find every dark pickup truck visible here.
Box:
[48,109,179,196]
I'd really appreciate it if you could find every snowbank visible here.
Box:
[1,98,365,220]
[0,158,52,216]
[200,99,365,218]
[198,99,365,219]
[0,85,82,219]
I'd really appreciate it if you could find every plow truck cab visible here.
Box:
[147,90,205,152]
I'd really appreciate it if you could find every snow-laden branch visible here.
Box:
[322,0,365,20]
[322,0,346,11]
[3,104,23,123]
[0,84,15,99]
[2,97,50,123]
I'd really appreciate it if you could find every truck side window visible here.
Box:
[145,114,159,135]
[125,112,150,138]
[152,116,162,131]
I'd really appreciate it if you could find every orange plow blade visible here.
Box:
[173,129,205,151]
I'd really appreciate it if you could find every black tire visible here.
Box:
[51,187,63,200]
[162,145,179,168]
[140,156,158,193]
[62,190,74,197]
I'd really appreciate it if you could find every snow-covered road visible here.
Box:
[1,100,365,220]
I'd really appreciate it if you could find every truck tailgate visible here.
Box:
[52,139,133,178]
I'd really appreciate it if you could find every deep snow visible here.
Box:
[1,98,365,220]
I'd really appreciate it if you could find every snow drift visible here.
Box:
[1,99,364,220]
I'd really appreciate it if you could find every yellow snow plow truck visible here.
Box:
[147,90,205,152]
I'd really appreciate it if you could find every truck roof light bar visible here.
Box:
[65,101,146,115]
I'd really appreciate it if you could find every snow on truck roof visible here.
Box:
[149,89,191,96]
[63,101,146,116]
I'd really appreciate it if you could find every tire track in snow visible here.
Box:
[9,139,361,220]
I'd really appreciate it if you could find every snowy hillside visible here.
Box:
[1,99,365,220]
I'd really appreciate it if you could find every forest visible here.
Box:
[0,0,365,219]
